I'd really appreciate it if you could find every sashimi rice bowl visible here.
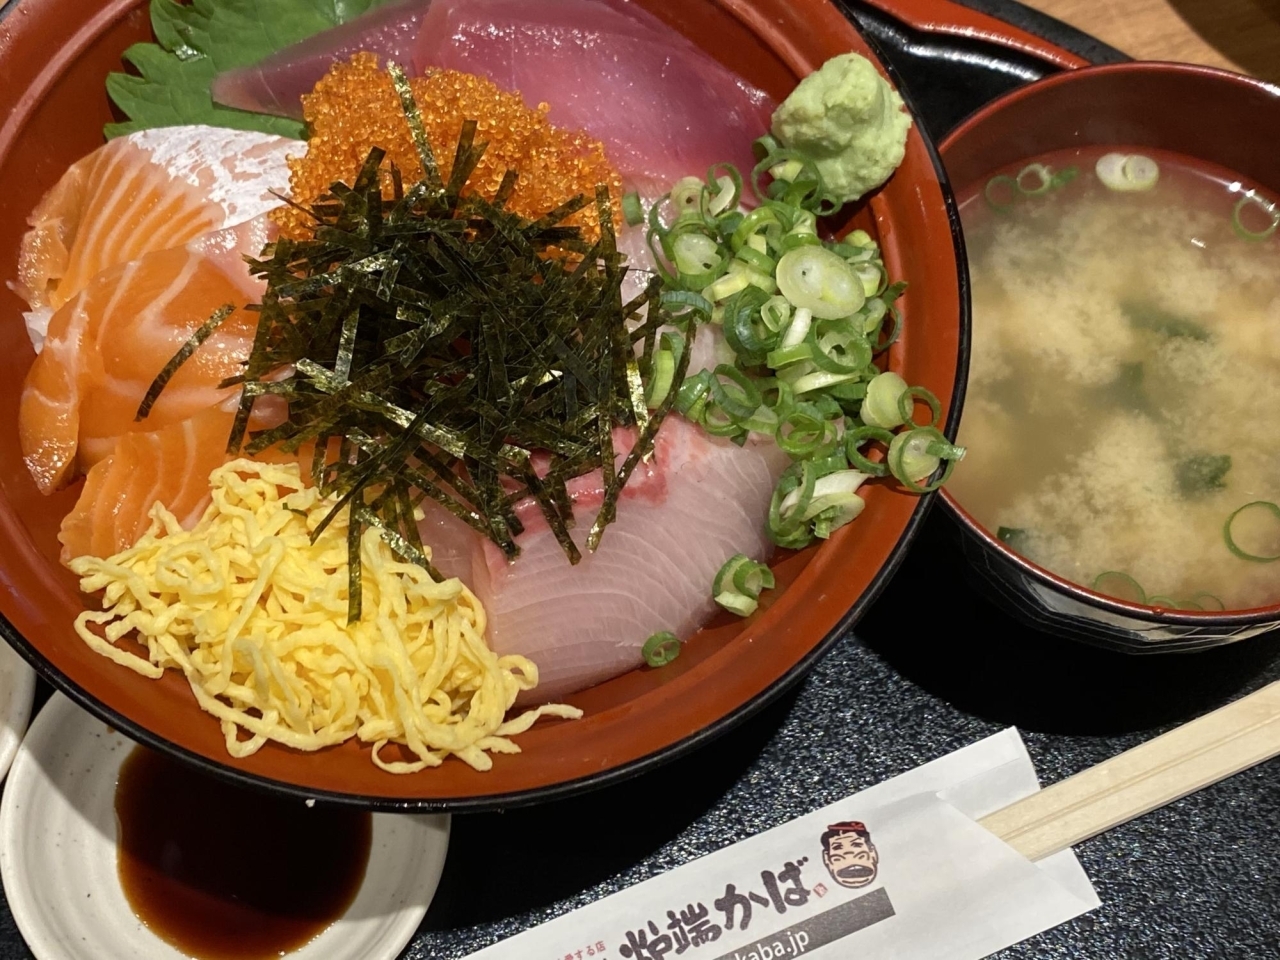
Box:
[0,0,967,805]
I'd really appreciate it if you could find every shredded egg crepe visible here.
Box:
[69,460,580,773]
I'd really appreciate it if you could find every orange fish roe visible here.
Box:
[275,53,623,241]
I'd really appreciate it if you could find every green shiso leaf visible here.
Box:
[105,0,392,139]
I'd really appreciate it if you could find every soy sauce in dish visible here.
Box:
[115,747,373,960]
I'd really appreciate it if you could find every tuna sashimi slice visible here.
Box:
[15,126,297,325]
[412,0,775,195]
[418,414,788,701]
[18,218,269,494]
[211,0,430,121]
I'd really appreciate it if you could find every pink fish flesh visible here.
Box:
[210,0,431,121]
[412,0,775,194]
[211,0,775,197]
[420,412,789,701]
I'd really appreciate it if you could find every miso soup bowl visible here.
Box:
[939,62,1280,653]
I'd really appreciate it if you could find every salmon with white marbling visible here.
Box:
[17,218,269,494]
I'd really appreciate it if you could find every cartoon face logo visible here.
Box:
[820,821,879,889]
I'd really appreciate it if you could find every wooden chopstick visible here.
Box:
[979,679,1280,862]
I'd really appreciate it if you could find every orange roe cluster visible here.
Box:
[274,53,623,241]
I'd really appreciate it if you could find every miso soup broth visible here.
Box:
[949,145,1280,611]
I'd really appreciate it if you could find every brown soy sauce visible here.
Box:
[115,747,373,960]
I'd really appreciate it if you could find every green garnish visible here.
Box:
[1176,454,1231,497]
[1189,592,1226,611]
[1121,301,1210,341]
[1101,362,1149,412]
[1092,571,1147,604]
[713,554,776,617]
[648,142,960,552]
[1224,501,1280,562]
[984,163,1077,212]
[642,631,682,667]
[1092,571,1226,612]
[996,526,1033,554]
[1232,191,1280,242]
[105,0,392,139]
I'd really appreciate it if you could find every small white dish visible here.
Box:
[0,693,449,960]
[0,642,36,784]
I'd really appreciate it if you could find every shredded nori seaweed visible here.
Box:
[143,70,692,621]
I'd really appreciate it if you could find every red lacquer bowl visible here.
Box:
[0,0,968,808]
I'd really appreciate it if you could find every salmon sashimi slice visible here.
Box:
[417,414,790,702]
[58,399,297,564]
[18,219,270,495]
[15,126,296,348]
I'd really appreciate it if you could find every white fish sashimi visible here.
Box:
[419,411,789,702]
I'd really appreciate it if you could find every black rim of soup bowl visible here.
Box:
[937,61,1280,653]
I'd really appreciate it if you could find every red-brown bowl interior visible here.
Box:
[0,0,965,806]
[939,62,1280,626]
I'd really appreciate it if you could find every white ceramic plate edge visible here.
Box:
[0,692,450,960]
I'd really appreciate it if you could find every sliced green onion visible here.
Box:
[1232,191,1280,241]
[731,206,781,252]
[776,405,836,459]
[674,368,714,422]
[996,526,1033,555]
[1092,571,1146,604]
[642,631,682,667]
[1096,153,1160,192]
[761,296,792,334]
[707,269,753,301]
[984,174,1018,212]
[860,371,909,428]
[897,385,943,429]
[1188,592,1226,611]
[776,246,866,319]
[789,369,860,396]
[622,191,644,226]
[1049,166,1080,189]
[645,347,676,408]
[1016,163,1055,196]
[706,167,743,216]
[1146,595,1178,610]
[673,232,722,278]
[670,176,706,217]
[1224,500,1280,561]
[887,426,965,493]
[713,554,776,617]
[845,425,894,476]
[709,364,762,420]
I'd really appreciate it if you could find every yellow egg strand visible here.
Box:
[69,460,580,773]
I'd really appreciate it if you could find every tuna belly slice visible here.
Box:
[473,417,787,702]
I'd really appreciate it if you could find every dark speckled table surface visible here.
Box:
[4,2,1280,958]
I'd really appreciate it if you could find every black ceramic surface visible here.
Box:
[3,4,1278,959]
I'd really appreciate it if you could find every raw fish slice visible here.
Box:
[58,400,298,564]
[211,0,430,120]
[18,219,268,494]
[428,415,789,701]
[413,0,775,194]
[15,126,296,316]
